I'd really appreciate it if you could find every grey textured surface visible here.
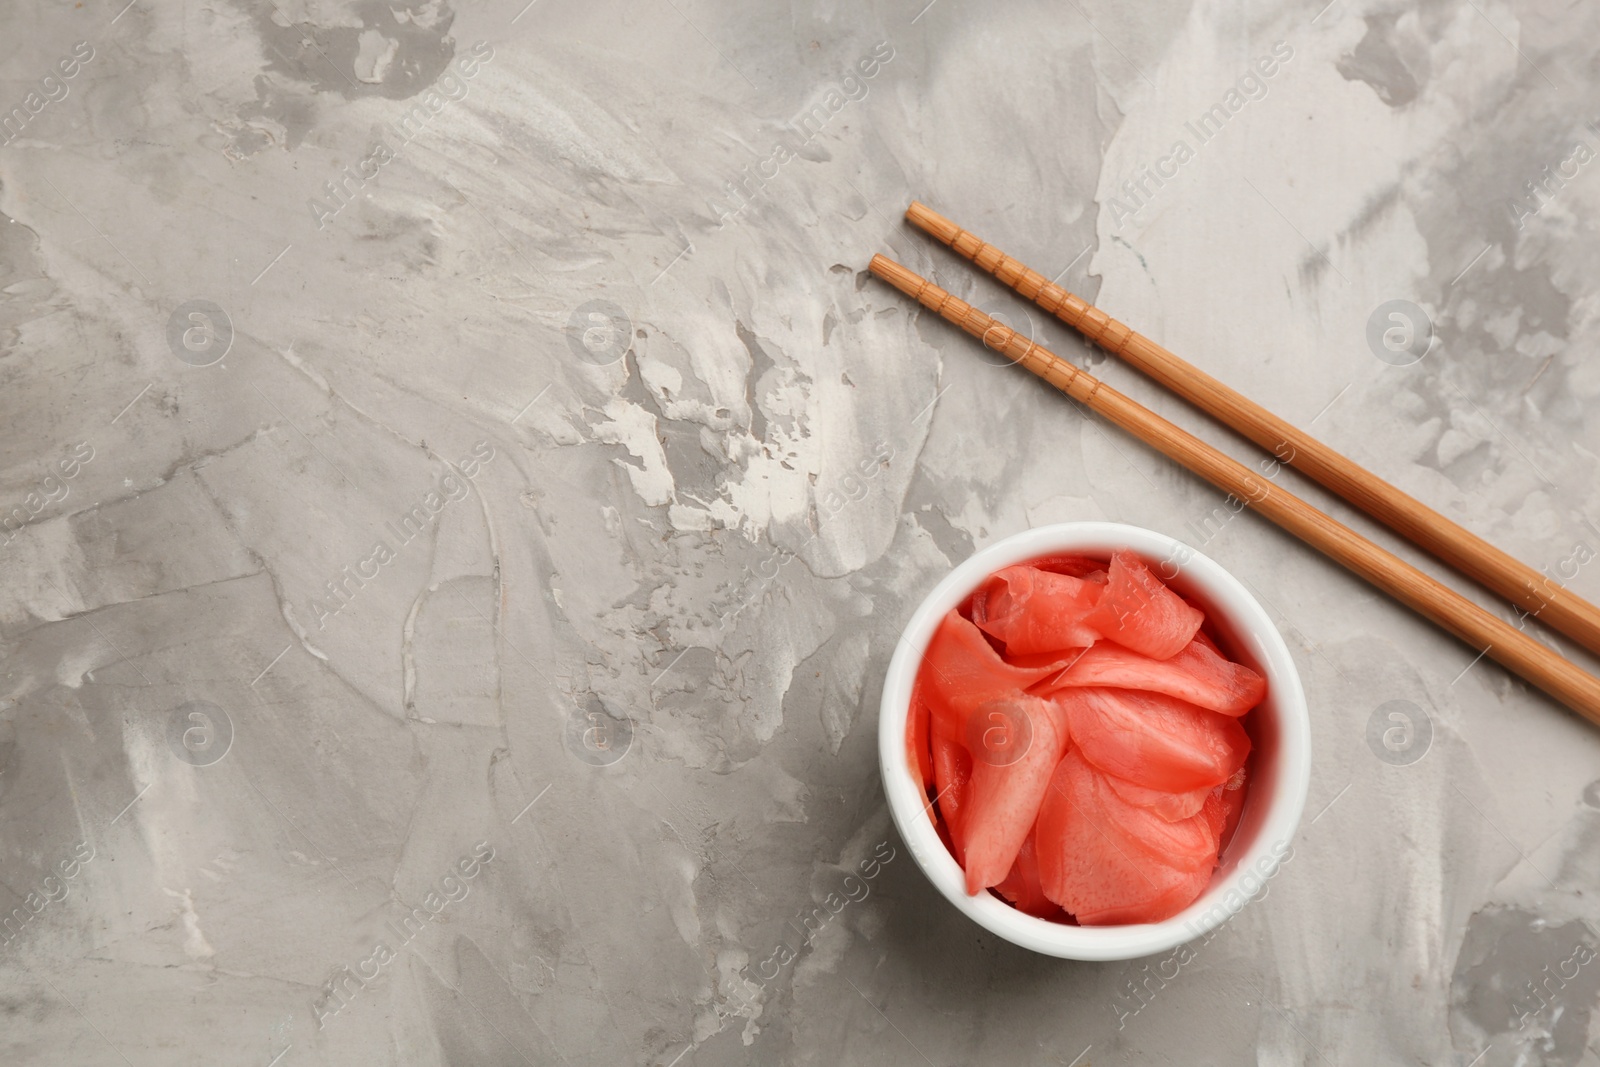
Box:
[1,0,1599,1064]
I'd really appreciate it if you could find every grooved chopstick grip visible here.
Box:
[868,252,1600,727]
[905,200,1600,660]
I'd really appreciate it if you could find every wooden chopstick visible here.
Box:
[905,201,1600,660]
[868,252,1600,727]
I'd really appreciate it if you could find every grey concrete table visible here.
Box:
[2,0,1598,1063]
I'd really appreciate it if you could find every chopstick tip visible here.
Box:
[867,253,926,299]
[905,201,958,245]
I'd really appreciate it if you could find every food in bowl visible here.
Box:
[906,549,1265,925]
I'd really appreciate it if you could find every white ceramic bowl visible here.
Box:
[879,522,1311,961]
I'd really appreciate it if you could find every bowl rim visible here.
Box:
[877,521,1311,961]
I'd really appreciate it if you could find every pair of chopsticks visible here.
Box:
[870,203,1600,727]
